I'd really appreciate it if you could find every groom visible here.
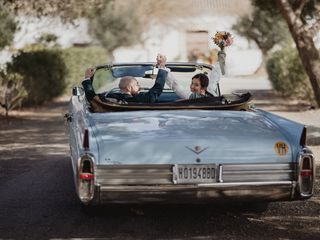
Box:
[82,54,168,103]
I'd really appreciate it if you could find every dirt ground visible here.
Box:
[0,91,319,240]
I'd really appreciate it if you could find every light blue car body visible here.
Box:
[66,63,315,206]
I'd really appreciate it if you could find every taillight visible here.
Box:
[298,153,314,198]
[300,170,313,177]
[78,155,95,203]
[300,156,313,177]
[79,173,94,180]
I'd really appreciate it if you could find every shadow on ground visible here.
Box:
[0,154,319,240]
[248,90,315,112]
[0,95,319,240]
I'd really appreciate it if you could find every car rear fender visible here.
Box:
[256,109,306,157]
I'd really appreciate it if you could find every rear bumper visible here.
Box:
[77,156,315,205]
[95,181,297,204]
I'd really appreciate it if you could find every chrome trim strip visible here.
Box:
[94,163,294,185]
[223,170,293,174]
[100,181,293,191]
[98,181,294,203]
[218,164,223,183]
[172,164,178,184]
[221,163,294,183]
[222,163,292,169]
[96,164,170,169]
[198,181,293,187]
[95,164,173,185]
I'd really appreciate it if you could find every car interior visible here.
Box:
[84,64,252,112]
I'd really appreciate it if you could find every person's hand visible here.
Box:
[156,54,167,68]
[85,68,95,79]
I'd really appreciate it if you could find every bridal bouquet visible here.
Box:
[212,31,233,49]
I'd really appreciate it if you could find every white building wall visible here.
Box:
[113,25,187,62]
[114,15,263,75]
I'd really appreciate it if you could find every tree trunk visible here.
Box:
[254,53,267,75]
[277,0,320,108]
[109,51,115,61]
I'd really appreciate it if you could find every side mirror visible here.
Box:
[72,87,83,96]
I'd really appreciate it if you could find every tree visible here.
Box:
[253,0,320,107]
[88,1,143,57]
[8,49,67,106]
[0,71,27,117]
[0,0,105,22]
[266,45,313,100]
[36,33,60,48]
[2,0,204,57]
[0,6,17,50]
[232,7,290,73]
[276,0,320,107]
[88,0,200,56]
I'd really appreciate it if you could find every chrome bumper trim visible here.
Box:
[97,181,294,203]
[100,181,294,191]
[198,181,293,187]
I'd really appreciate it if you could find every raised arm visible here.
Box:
[207,49,226,96]
[166,72,191,99]
[141,68,168,102]
[156,54,191,99]
[82,68,96,101]
[208,31,233,96]
[133,55,168,103]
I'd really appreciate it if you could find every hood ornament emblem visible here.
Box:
[185,146,209,155]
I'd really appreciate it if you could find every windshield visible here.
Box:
[92,64,212,94]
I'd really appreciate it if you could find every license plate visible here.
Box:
[173,164,216,184]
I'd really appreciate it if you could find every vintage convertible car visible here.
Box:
[66,62,315,207]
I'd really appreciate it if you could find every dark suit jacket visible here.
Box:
[82,69,168,103]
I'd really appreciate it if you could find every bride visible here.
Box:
[157,31,232,99]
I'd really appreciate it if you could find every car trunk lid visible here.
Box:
[90,110,292,165]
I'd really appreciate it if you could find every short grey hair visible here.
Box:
[119,76,136,90]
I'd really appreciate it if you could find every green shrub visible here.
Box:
[266,46,313,100]
[7,49,67,106]
[0,70,27,117]
[61,47,108,91]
